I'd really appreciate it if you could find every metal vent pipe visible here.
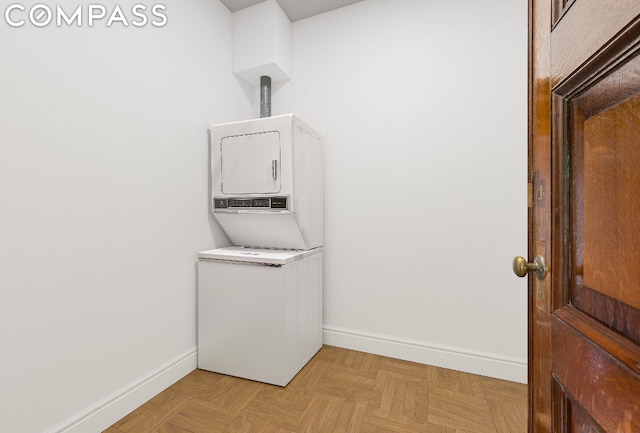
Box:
[260,75,271,118]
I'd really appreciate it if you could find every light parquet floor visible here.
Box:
[105,345,527,433]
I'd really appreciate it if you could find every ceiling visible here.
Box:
[219,0,364,22]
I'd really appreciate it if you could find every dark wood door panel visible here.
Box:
[551,0,575,28]
[582,92,640,309]
[567,404,605,433]
[552,312,640,432]
[553,379,606,433]
[560,49,640,345]
[572,286,640,346]
[551,0,640,86]
[554,307,640,378]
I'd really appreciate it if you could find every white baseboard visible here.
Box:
[323,326,527,384]
[45,348,197,433]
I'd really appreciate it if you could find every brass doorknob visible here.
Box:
[513,255,548,280]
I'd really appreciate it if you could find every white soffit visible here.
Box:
[219,0,364,22]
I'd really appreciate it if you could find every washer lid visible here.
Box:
[198,246,321,265]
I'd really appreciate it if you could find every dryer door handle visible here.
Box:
[272,160,278,180]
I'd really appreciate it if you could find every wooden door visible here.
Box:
[529,0,640,432]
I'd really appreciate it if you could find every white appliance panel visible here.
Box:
[197,245,317,265]
[197,247,323,386]
[221,131,281,195]
[213,212,307,250]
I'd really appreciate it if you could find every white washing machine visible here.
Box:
[197,246,323,386]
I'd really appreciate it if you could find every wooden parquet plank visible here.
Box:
[162,398,237,433]
[340,402,367,433]
[359,416,434,433]
[294,393,351,432]
[240,388,314,431]
[154,423,195,433]
[103,428,128,433]
[310,344,342,363]
[334,349,382,378]
[427,388,496,433]
[169,369,268,411]
[486,399,528,433]
[225,414,294,433]
[109,389,191,433]
[104,346,527,433]
[315,365,377,404]
[288,358,333,392]
[479,375,528,404]
[367,369,429,427]
[379,357,435,380]
[431,366,485,396]
[421,424,457,433]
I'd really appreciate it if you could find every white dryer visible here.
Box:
[210,114,323,250]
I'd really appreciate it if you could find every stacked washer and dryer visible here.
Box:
[197,114,323,386]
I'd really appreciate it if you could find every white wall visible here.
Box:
[273,0,529,382]
[0,2,249,432]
